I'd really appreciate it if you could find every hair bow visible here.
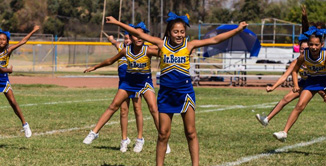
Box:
[134,22,149,33]
[166,12,190,27]
[123,24,135,35]
[298,34,308,42]
[0,29,11,40]
[304,26,326,36]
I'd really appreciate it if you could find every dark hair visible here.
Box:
[163,18,187,39]
[309,33,324,43]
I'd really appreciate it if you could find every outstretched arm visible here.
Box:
[266,60,297,92]
[292,55,304,92]
[0,65,13,73]
[188,22,248,51]
[84,49,125,73]
[106,16,163,48]
[8,25,40,53]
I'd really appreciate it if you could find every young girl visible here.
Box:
[273,28,326,142]
[106,12,247,165]
[0,25,40,138]
[82,22,164,153]
[256,33,326,126]
[104,31,144,153]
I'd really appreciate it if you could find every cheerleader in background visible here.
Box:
[0,25,40,138]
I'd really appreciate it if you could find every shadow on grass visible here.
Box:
[93,145,120,151]
[0,144,28,150]
[101,164,124,166]
[266,149,324,156]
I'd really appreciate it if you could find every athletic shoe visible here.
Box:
[255,114,268,126]
[133,138,145,153]
[83,130,99,144]
[23,122,32,138]
[120,137,131,153]
[273,131,287,142]
[166,143,171,154]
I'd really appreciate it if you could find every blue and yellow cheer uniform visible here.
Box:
[157,37,195,113]
[119,44,154,97]
[298,64,308,87]
[0,49,11,93]
[302,48,326,90]
[117,43,128,85]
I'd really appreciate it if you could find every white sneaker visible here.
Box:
[166,143,171,154]
[83,130,99,144]
[23,122,32,138]
[255,114,268,126]
[133,138,145,153]
[273,131,287,142]
[120,137,131,153]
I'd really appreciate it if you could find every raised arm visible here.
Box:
[106,16,163,48]
[266,60,297,92]
[301,4,309,33]
[8,25,40,53]
[0,65,13,73]
[292,55,304,92]
[188,22,248,51]
[108,35,121,50]
[84,49,125,73]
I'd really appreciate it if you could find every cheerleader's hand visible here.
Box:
[33,25,40,32]
[84,67,96,73]
[8,65,13,74]
[106,16,118,24]
[237,22,248,31]
[266,86,274,92]
[292,86,300,93]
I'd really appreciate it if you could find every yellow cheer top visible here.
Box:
[159,37,191,88]
[303,48,326,77]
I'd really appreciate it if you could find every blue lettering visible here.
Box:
[163,54,186,64]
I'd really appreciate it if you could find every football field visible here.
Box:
[0,84,326,165]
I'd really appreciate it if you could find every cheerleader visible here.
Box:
[105,31,144,152]
[273,28,326,142]
[82,22,163,153]
[256,33,326,127]
[106,13,247,165]
[0,25,39,138]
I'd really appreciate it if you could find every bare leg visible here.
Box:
[267,90,301,121]
[132,97,143,139]
[142,90,159,130]
[181,107,199,166]
[92,89,130,133]
[120,98,130,140]
[283,90,315,133]
[156,113,173,166]
[4,89,26,125]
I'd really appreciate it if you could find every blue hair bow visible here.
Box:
[298,34,308,42]
[134,22,149,33]
[123,24,135,35]
[304,26,326,36]
[166,12,190,27]
[0,29,11,40]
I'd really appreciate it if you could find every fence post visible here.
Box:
[33,45,35,72]
[86,45,89,68]
[55,35,57,72]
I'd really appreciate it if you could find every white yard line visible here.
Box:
[0,117,151,139]
[0,101,277,139]
[0,98,110,109]
[217,136,326,166]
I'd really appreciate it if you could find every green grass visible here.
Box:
[0,85,326,165]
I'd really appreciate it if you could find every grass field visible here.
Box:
[0,85,326,165]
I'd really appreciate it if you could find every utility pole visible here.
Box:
[100,0,107,42]
[148,0,151,32]
[132,0,135,24]
[117,0,123,40]
[160,0,163,38]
